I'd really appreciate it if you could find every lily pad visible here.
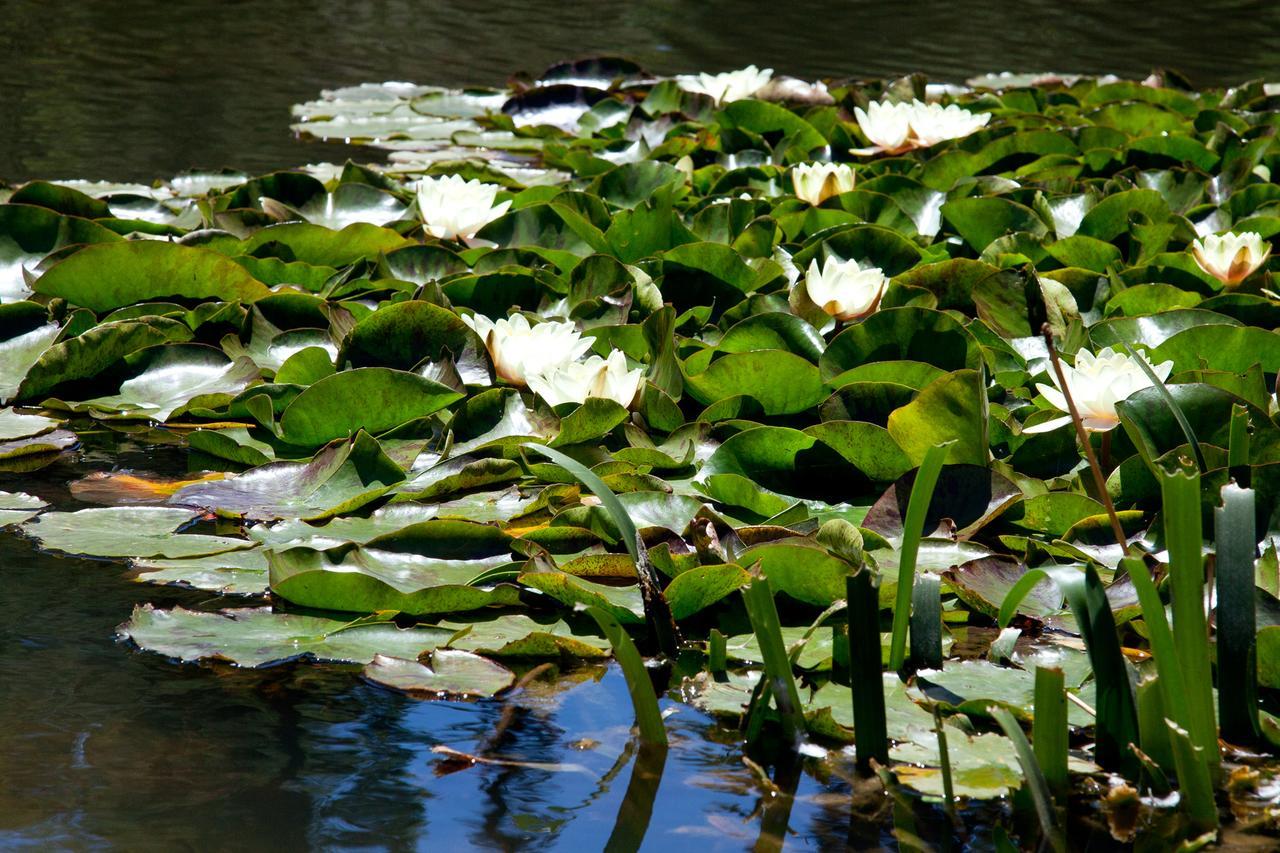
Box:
[0,490,47,526]
[364,650,515,698]
[168,431,404,521]
[118,604,453,667]
[22,506,252,559]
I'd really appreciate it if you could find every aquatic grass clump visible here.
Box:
[1,57,1279,847]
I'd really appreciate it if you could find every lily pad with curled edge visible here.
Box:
[0,490,46,526]
[118,604,454,667]
[943,557,1064,620]
[21,506,252,559]
[167,431,404,521]
[862,464,1021,541]
[32,241,272,313]
[267,545,521,617]
[0,429,77,463]
[0,408,61,440]
[439,614,610,659]
[518,569,644,624]
[73,345,261,422]
[0,322,61,402]
[664,563,751,620]
[132,548,270,596]
[364,650,516,699]
[248,503,440,548]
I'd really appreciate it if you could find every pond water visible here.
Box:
[2,2,1279,849]
[1,0,1276,183]
[0,432,876,850]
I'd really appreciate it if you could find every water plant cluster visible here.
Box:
[3,58,1280,847]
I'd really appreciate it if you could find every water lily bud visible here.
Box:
[803,255,889,322]
[791,162,856,207]
[527,349,644,409]
[460,313,592,387]
[1025,346,1174,434]
[675,155,696,182]
[1190,231,1271,287]
[415,174,511,241]
[676,66,773,104]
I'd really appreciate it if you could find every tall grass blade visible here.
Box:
[1160,466,1219,777]
[1119,340,1206,473]
[1124,557,1195,738]
[1135,675,1174,783]
[1128,555,1223,811]
[847,570,888,771]
[1033,666,1069,803]
[741,572,807,749]
[909,571,943,670]
[888,442,949,672]
[1216,482,1261,745]
[708,628,727,674]
[1166,719,1220,834]
[1000,564,1140,777]
[1228,403,1250,480]
[587,606,667,747]
[526,443,679,657]
[992,706,1066,853]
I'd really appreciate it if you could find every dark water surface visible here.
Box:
[1,0,1278,182]
[0,2,1278,848]
[0,434,867,851]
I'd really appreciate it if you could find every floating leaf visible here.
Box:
[364,651,515,698]
[22,506,251,559]
[119,604,453,667]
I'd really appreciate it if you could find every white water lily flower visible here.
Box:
[852,101,913,153]
[676,66,773,104]
[907,101,991,147]
[1025,346,1174,434]
[852,99,990,154]
[791,162,856,206]
[415,175,511,241]
[1190,231,1271,286]
[527,349,644,409]
[804,256,889,322]
[460,313,592,387]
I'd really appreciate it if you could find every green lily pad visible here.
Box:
[0,490,47,526]
[277,367,462,448]
[168,431,404,521]
[33,241,272,312]
[76,345,261,421]
[267,545,520,616]
[133,548,271,595]
[118,604,453,667]
[22,506,252,559]
[363,650,516,698]
[517,569,644,623]
[0,408,62,439]
[440,613,610,658]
